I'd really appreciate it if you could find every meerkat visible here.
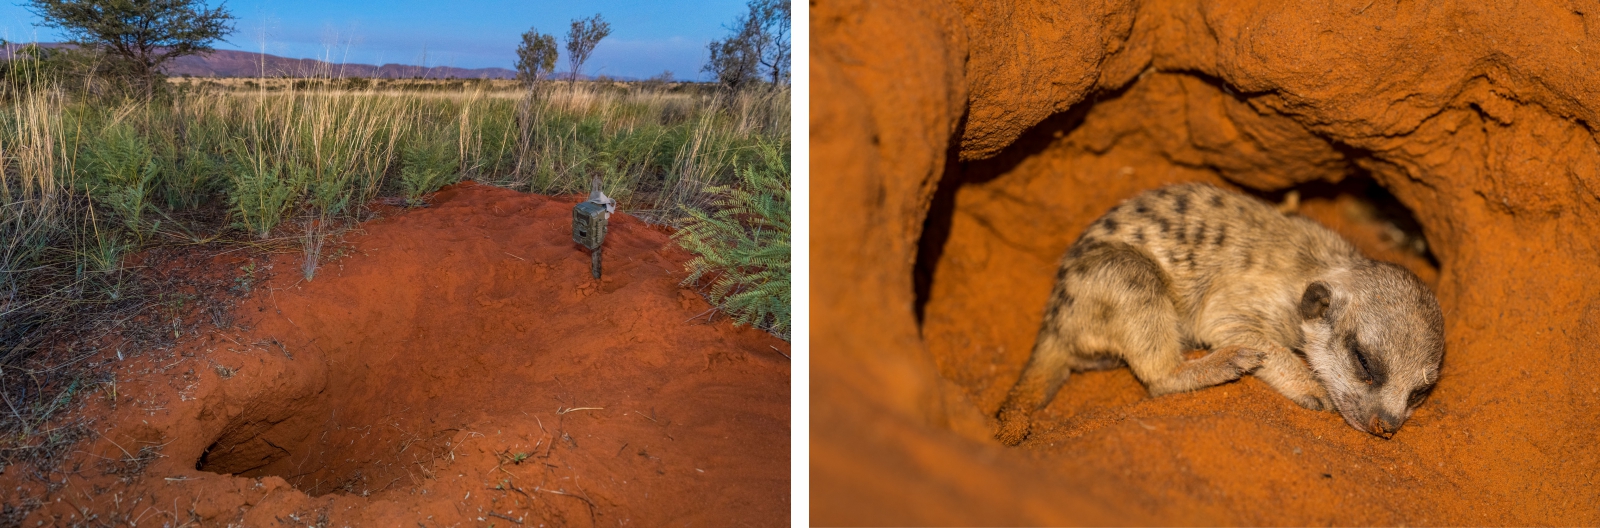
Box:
[994,182,1443,446]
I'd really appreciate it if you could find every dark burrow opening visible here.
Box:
[188,364,462,497]
[194,406,463,497]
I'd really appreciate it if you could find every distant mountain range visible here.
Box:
[165,48,519,79]
[2,43,634,80]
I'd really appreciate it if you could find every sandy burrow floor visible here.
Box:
[2,182,790,526]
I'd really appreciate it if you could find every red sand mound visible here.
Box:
[814,0,1599,525]
[5,182,790,525]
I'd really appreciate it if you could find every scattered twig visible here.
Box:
[521,484,597,526]
[487,511,523,524]
[556,406,603,415]
[631,410,658,423]
[374,475,404,494]
[682,307,716,323]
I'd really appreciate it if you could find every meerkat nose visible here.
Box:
[1367,415,1397,439]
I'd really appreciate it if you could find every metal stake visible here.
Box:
[591,247,603,279]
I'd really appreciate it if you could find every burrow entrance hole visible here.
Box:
[188,339,536,497]
[193,377,465,497]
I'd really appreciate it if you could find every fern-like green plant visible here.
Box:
[80,123,158,236]
[673,142,790,340]
[155,145,218,211]
[154,116,227,211]
[228,158,305,238]
[400,136,460,206]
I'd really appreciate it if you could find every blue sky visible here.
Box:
[1,0,753,79]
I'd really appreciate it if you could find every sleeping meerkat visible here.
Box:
[994,182,1443,446]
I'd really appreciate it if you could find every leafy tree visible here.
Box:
[753,0,789,85]
[515,27,558,89]
[24,0,235,98]
[704,29,760,91]
[703,0,790,90]
[564,14,610,83]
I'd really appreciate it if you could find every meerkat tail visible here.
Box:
[995,335,1074,446]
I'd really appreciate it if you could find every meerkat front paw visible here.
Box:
[1291,393,1333,411]
[1295,385,1334,411]
[1222,346,1266,375]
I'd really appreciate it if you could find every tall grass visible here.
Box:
[2,78,786,263]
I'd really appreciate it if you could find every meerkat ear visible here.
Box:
[1300,282,1332,320]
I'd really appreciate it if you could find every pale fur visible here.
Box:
[994,183,1443,446]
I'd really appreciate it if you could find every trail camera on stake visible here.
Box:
[572,201,607,250]
[572,175,616,278]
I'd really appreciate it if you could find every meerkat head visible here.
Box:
[1297,261,1444,438]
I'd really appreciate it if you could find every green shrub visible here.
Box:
[400,135,459,205]
[674,142,790,339]
[154,143,219,211]
[228,158,305,238]
[79,123,158,236]
[154,114,229,211]
[340,77,372,91]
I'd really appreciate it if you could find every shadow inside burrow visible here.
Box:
[914,86,1124,324]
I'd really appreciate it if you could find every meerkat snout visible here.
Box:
[1297,261,1444,438]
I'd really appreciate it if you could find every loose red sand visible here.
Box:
[4,182,790,525]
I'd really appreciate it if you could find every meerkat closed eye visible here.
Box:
[994,183,1444,446]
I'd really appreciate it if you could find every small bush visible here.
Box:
[340,77,372,91]
[400,135,459,205]
[153,133,223,212]
[674,142,790,339]
[228,159,305,238]
[80,123,158,235]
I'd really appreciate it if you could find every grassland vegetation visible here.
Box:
[400,127,462,206]
[0,42,125,99]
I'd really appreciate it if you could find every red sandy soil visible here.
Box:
[2,182,789,526]
[813,0,1600,524]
